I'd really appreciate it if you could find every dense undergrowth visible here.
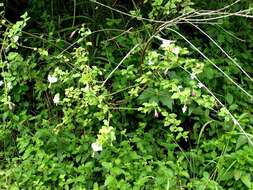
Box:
[0,0,253,189]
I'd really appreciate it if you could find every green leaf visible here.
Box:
[138,88,155,101]
[105,175,117,186]
[229,104,238,111]
[204,67,214,80]
[225,93,233,104]
[236,135,248,150]
[241,174,252,188]
[149,96,159,103]
[159,95,172,110]
[233,170,241,181]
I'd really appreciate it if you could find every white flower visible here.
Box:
[161,39,175,48]
[197,82,205,89]
[154,109,159,118]
[182,105,187,113]
[172,47,180,55]
[91,142,103,152]
[48,75,58,84]
[53,93,60,104]
[0,80,3,86]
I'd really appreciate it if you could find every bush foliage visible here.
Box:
[0,0,253,189]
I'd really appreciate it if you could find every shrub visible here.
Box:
[0,0,253,189]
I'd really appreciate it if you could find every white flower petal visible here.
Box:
[161,39,174,48]
[0,80,3,86]
[172,47,180,55]
[154,109,159,118]
[53,93,60,104]
[91,142,103,152]
[182,105,187,113]
[48,75,58,83]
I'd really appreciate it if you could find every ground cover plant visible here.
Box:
[0,0,253,189]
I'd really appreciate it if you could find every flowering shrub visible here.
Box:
[0,0,253,189]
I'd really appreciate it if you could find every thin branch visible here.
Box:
[166,28,253,99]
[102,44,139,87]
[104,27,133,42]
[215,24,245,42]
[180,66,253,146]
[186,20,253,83]
[89,0,165,23]
[192,0,241,17]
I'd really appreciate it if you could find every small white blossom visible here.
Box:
[197,82,205,89]
[172,47,180,55]
[91,142,103,152]
[161,39,175,48]
[154,109,159,118]
[0,80,3,86]
[48,75,58,84]
[182,105,187,113]
[53,93,60,104]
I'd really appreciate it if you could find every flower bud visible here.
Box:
[154,109,159,118]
